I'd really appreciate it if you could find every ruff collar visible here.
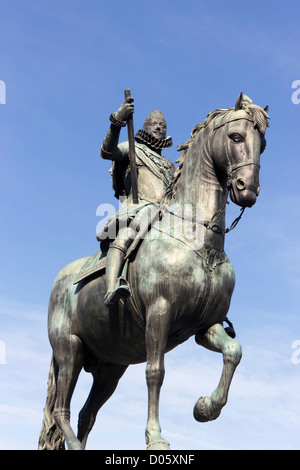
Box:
[135,129,173,150]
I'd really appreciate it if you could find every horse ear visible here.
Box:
[264,105,269,113]
[235,91,243,111]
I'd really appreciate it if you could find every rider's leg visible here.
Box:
[104,204,155,306]
[104,226,135,306]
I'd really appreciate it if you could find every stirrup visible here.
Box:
[104,277,131,306]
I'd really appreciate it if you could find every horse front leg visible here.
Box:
[194,323,242,422]
[145,297,171,450]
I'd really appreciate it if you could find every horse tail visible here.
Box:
[38,355,65,450]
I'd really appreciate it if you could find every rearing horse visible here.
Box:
[38,93,269,450]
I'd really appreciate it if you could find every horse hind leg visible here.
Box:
[52,334,84,450]
[77,362,127,449]
[194,323,242,422]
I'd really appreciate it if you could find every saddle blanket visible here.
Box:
[73,251,106,285]
[73,250,145,331]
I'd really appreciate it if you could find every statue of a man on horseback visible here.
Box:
[98,94,175,305]
[38,92,269,451]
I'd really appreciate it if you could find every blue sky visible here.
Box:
[0,0,300,450]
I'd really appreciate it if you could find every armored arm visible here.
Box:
[100,97,134,161]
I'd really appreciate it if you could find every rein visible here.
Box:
[163,202,245,235]
[204,203,245,235]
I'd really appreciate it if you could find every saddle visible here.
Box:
[73,251,106,285]
[73,250,145,331]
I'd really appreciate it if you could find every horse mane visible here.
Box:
[164,98,270,202]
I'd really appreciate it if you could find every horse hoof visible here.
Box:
[147,440,170,450]
[67,439,82,450]
[193,396,221,422]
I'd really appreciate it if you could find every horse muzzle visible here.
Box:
[228,166,260,208]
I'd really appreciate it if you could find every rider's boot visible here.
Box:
[104,243,131,306]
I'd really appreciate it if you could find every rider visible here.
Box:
[99,96,176,306]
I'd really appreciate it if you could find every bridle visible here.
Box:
[206,113,261,233]
[163,114,261,236]
[213,114,261,181]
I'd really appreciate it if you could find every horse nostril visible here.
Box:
[257,185,260,196]
[236,178,246,191]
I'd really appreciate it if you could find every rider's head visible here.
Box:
[135,110,172,151]
[143,110,167,140]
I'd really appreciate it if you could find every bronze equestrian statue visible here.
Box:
[38,92,269,450]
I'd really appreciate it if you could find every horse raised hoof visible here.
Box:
[147,439,170,451]
[193,396,221,422]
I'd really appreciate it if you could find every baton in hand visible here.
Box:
[124,89,138,204]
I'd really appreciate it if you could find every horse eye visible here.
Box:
[230,133,244,143]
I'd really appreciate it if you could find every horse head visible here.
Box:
[211,92,269,208]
